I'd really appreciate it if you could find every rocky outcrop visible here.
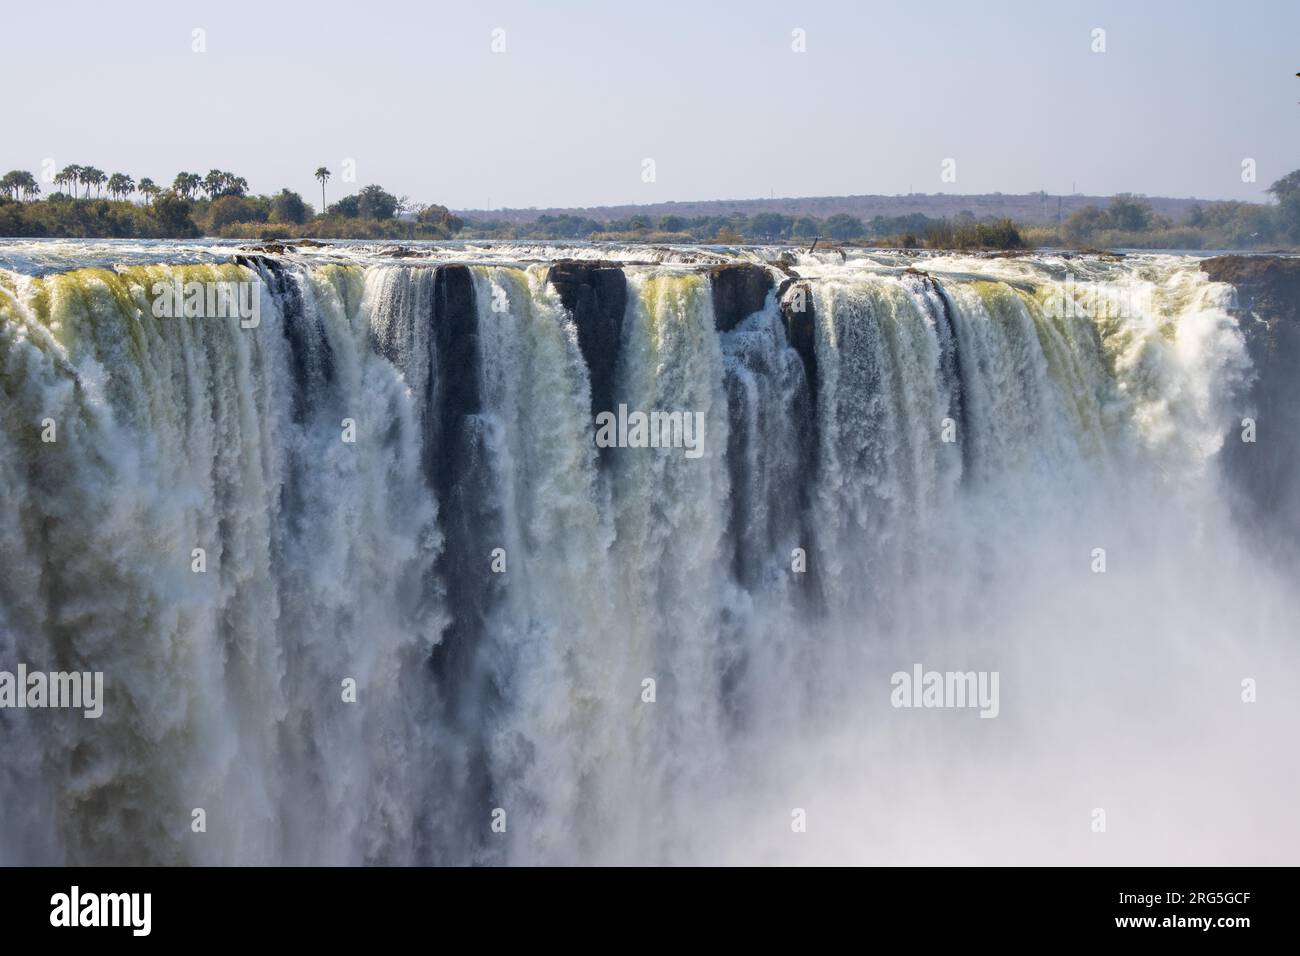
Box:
[1202,255,1300,551]
[235,254,333,423]
[427,264,505,682]
[546,260,627,424]
[431,264,481,480]
[1202,255,1300,340]
[708,263,773,332]
[777,278,818,407]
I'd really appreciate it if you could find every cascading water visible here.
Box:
[1,243,1297,865]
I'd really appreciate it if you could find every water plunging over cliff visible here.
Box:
[1,243,1296,864]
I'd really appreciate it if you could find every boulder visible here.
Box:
[708,262,774,332]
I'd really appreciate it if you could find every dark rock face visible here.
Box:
[430,265,481,497]
[1202,255,1300,552]
[772,278,822,611]
[1202,256,1300,334]
[546,259,627,421]
[925,277,969,475]
[777,278,818,408]
[236,254,334,424]
[708,263,774,332]
[424,264,503,846]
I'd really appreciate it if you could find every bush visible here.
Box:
[925,217,1023,250]
[269,189,310,225]
[151,193,199,237]
[415,203,464,234]
[824,214,865,240]
[327,194,361,218]
[1063,206,1102,242]
[792,217,820,238]
[0,194,198,238]
[1107,194,1152,232]
[207,195,264,231]
[357,185,398,220]
[749,213,793,239]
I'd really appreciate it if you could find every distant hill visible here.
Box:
[456,192,1219,226]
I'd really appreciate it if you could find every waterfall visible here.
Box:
[2,246,1296,865]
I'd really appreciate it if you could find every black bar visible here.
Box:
[1,866,1290,943]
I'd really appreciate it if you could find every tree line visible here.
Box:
[5,162,1299,250]
[462,172,1300,251]
[0,164,464,240]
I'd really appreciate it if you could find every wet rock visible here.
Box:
[1202,255,1300,329]
[778,278,818,408]
[1064,249,1125,261]
[426,264,507,727]
[768,252,799,277]
[547,259,627,425]
[1202,255,1300,552]
[708,262,774,332]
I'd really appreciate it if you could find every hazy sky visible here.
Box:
[3,0,1298,210]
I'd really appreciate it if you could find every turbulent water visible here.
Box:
[1,241,1297,865]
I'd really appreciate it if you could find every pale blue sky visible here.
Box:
[3,0,1297,210]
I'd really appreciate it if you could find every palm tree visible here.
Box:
[107,173,135,201]
[202,169,226,199]
[315,167,330,214]
[172,172,201,200]
[15,170,39,201]
[56,165,82,197]
[80,167,106,198]
[138,178,158,206]
[0,171,21,200]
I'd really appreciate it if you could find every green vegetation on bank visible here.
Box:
[0,164,465,240]
[458,170,1300,251]
[463,180,1300,251]
[3,162,1300,251]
